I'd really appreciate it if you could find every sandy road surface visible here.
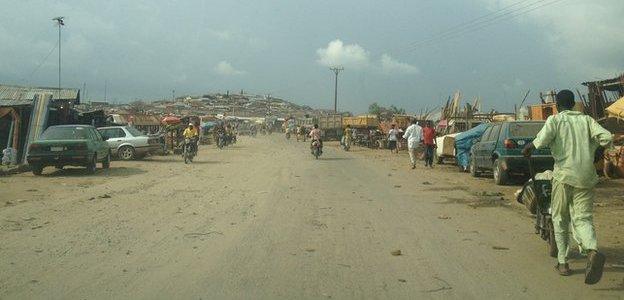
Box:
[1,136,623,299]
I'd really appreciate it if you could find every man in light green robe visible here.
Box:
[523,90,613,284]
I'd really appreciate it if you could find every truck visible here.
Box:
[317,114,343,140]
[296,117,315,128]
[342,115,379,128]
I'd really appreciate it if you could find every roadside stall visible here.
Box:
[434,133,459,164]
[200,121,217,144]
[601,97,624,178]
[162,115,182,154]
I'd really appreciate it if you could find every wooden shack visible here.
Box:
[529,102,584,121]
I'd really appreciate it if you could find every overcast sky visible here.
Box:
[1,0,622,113]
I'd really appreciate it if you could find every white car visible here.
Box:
[97,126,162,160]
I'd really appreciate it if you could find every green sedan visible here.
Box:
[27,125,111,175]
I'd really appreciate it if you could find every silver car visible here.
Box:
[97,126,162,160]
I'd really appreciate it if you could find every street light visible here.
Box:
[52,16,65,100]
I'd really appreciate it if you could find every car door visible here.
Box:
[93,129,108,159]
[84,128,98,159]
[481,124,502,170]
[474,126,492,168]
[106,128,127,150]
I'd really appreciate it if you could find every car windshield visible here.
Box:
[126,126,146,137]
[40,127,90,140]
[509,123,544,137]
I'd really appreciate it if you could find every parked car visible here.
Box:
[469,121,554,185]
[27,125,111,175]
[97,126,162,160]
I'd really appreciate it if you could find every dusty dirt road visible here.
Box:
[1,136,623,299]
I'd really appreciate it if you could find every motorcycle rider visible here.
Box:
[309,124,323,153]
[296,125,302,141]
[183,123,199,154]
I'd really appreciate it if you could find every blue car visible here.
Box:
[469,121,554,185]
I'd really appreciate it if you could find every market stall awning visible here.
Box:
[606,96,624,120]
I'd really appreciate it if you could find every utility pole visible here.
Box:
[52,17,65,100]
[172,89,175,101]
[329,66,344,113]
[266,93,272,116]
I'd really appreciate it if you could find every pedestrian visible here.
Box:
[422,121,437,168]
[523,89,613,283]
[387,124,400,154]
[403,119,422,169]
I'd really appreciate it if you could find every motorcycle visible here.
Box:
[183,137,198,164]
[285,129,291,140]
[517,158,557,258]
[311,140,322,159]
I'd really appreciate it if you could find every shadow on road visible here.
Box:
[320,157,353,161]
[139,158,221,165]
[42,167,147,177]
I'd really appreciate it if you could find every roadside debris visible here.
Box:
[438,215,451,220]
[391,250,402,256]
[422,181,432,185]
[394,185,402,188]
[492,246,509,250]
[398,279,407,283]
[98,194,112,199]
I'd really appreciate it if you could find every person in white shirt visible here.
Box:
[387,124,400,154]
[402,119,423,169]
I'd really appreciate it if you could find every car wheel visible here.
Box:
[32,164,43,176]
[86,155,97,174]
[118,146,135,161]
[102,152,111,169]
[470,158,481,177]
[493,159,509,185]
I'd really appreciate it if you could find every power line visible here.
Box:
[403,0,535,49]
[23,41,58,84]
[405,0,560,50]
[400,0,567,52]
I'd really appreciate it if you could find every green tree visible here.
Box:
[390,105,406,114]
[369,102,382,116]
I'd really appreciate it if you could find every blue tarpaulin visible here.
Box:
[454,123,490,169]
[201,122,217,131]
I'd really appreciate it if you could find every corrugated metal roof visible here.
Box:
[0,99,32,107]
[0,84,79,102]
